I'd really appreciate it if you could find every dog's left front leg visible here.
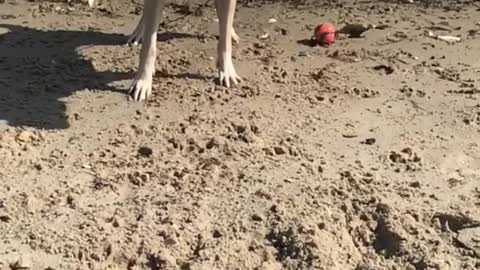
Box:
[215,0,241,87]
[129,0,165,101]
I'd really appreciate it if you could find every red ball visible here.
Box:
[314,22,336,46]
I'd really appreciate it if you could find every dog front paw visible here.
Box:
[127,31,143,46]
[232,28,240,44]
[217,58,241,88]
[129,76,153,101]
[127,24,144,46]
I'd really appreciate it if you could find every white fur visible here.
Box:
[127,12,240,46]
[88,0,97,8]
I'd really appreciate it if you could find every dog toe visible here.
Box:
[129,79,152,101]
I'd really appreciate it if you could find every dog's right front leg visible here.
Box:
[129,0,165,101]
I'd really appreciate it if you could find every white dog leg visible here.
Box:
[127,23,240,46]
[215,0,241,87]
[128,0,165,101]
[127,4,240,46]
[127,12,145,46]
[215,0,240,44]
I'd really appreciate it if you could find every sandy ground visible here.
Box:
[0,0,480,269]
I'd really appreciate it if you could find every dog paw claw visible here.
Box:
[129,77,152,101]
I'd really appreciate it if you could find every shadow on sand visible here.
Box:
[0,24,199,130]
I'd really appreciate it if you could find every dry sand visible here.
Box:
[1,0,480,269]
